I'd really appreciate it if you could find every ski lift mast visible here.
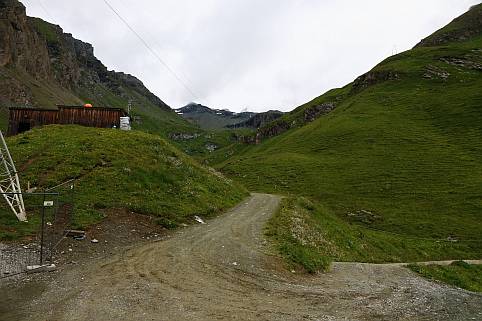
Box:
[0,131,26,221]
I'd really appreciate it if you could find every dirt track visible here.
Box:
[1,193,481,320]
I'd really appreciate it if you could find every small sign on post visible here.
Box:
[43,201,54,207]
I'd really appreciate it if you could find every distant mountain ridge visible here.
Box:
[226,110,284,129]
[175,102,255,130]
[176,102,283,130]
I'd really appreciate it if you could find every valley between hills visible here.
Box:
[0,1,481,320]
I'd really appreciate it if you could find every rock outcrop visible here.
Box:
[257,121,291,139]
[351,71,400,93]
[227,110,284,129]
[0,0,50,78]
[303,103,335,122]
[0,0,170,110]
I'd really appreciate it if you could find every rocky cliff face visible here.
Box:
[0,1,48,74]
[0,0,169,111]
[0,0,49,105]
[227,110,283,129]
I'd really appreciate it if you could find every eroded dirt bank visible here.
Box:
[1,194,481,320]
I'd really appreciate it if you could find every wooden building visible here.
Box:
[7,105,128,136]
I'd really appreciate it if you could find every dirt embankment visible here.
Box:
[1,194,481,321]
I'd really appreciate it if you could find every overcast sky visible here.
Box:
[22,0,480,112]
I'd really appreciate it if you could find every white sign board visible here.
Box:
[43,201,54,207]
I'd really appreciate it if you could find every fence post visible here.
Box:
[40,193,46,265]
[70,182,75,226]
[48,194,57,263]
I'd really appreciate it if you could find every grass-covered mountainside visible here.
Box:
[170,128,254,161]
[266,198,481,272]
[0,125,248,240]
[217,5,482,269]
[0,0,193,136]
[409,261,482,293]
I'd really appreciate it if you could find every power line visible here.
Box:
[101,0,200,101]
[37,0,54,21]
[21,0,52,21]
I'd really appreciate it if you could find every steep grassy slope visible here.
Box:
[218,6,482,266]
[416,3,482,47]
[0,126,248,240]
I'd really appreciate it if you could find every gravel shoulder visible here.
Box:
[1,193,481,321]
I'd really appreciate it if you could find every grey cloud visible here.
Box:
[23,0,480,112]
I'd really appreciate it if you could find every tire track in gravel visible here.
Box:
[2,193,481,321]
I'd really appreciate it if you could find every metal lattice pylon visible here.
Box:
[0,131,26,221]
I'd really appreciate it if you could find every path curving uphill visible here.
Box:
[2,194,481,320]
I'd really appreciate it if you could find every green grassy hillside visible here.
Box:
[266,198,481,272]
[409,261,482,293]
[0,126,248,240]
[217,6,482,267]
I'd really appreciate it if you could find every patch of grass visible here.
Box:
[0,125,248,240]
[266,197,332,272]
[0,209,40,241]
[266,198,482,273]
[155,217,179,230]
[408,261,482,293]
[30,18,59,44]
[278,241,331,273]
[173,129,255,161]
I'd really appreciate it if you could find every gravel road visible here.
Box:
[1,193,481,320]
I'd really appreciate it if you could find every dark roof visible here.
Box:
[56,105,126,112]
[9,105,126,112]
[9,107,57,111]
